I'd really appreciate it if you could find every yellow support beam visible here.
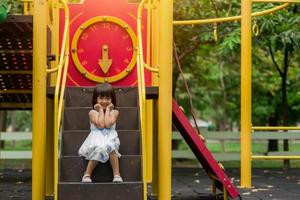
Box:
[252,155,300,160]
[32,1,47,200]
[50,0,59,86]
[253,0,300,2]
[252,126,300,130]
[173,3,290,25]
[240,0,252,188]
[46,98,54,196]
[145,0,153,183]
[151,0,159,196]
[22,0,34,15]
[158,0,172,200]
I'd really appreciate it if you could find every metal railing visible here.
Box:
[136,0,159,198]
[251,126,300,160]
[51,1,70,199]
[137,1,148,199]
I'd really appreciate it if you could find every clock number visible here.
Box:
[103,22,110,29]
[126,47,133,52]
[91,69,97,74]
[90,25,98,32]
[81,60,88,66]
[81,33,89,40]
[122,34,129,40]
[114,25,119,31]
[124,58,129,64]
[77,48,84,53]
[115,68,121,73]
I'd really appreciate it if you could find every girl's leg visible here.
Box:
[84,160,98,176]
[109,150,120,176]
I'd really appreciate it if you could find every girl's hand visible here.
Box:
[107,103,114,110]
[94,103,102,112]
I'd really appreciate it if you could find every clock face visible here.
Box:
[71,16,137,83]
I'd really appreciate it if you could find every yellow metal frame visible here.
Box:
[32,1,47,200]
[240,0,253,188]
[137,1,148,199]
[252,126,300,130]
[53,1,69,200]
[150,0,159,197]
[137,0,159,73]
[173,3,290,25]
[71,16,138,83]
[22,0,34,15]
[252,155,300,160]
[157,1,173,200]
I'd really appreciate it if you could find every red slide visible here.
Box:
[172,99,240,199]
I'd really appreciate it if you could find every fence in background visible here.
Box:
[1,131,300,160]
[0,132,31,159]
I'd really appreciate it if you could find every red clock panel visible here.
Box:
[60,0,151,86]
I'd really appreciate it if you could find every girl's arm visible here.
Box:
[104,104,119,128]
[89,105,105,128]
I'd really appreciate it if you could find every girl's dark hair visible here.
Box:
[92,83,116,107]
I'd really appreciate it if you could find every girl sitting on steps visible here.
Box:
[78,83,123,183]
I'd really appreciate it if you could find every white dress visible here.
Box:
[78,114,121,163]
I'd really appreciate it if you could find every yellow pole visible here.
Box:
[50,0,59,86]
[151,100,158,196]
[146,0,153,183]
[158,0,173,199]
[240,0,252,188]
[32,0,47,199]
[152,0,160,86]
[151,0,159,196]
[46,98,54,196]
[146,100,153,182]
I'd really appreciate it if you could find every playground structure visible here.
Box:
[0,0,300,200]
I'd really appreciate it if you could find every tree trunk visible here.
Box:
[172,65,180,98]
[282,47,290,167]
[268,115,278,151]
[219,62,228,131]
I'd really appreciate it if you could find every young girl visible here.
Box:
[78,83,123,183]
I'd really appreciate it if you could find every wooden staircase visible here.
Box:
[58,87,144,200]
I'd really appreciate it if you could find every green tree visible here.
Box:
[253,5,300,156]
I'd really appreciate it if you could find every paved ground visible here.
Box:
[1,167,300,199]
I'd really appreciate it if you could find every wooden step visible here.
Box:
[62,130,141,156]
[59,182,143,200]
[65,87,138,107]
[60,155,141,182]
[63,107,139,131]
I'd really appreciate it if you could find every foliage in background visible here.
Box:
[0,0,22,14]
[6,111,32,131]
[174,1,300,131]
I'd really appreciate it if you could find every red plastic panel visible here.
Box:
[60,0,151,86]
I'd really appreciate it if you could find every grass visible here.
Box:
[2,140,32,151]
[174,140,300,168]
[178,140,300,153]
